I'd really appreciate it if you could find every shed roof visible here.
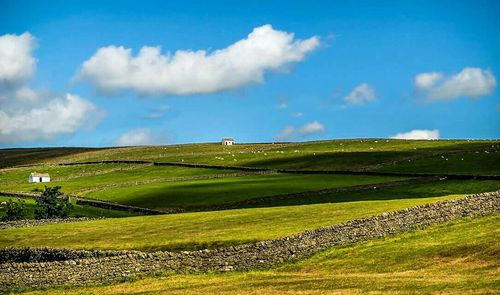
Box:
[30,173,50,177]
[223,138,235,141]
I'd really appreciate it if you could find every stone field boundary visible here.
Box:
[1,190,498,291]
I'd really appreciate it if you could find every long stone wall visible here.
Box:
[54,159,500,179]
[1,190,498,291]
[14,160,500,181]
[0,217,102,230]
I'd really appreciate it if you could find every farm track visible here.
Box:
[1,191,498,291]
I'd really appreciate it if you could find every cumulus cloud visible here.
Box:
[76,25,320,96]
[275,126,295,141]
[115,128,166,146]
[0,94,102,143]
[0,33,103,144]
[299,121,325,136]
[0,33,36,88]
[343,83,375,106]
[391,129,440,140]
[415,67,496,101]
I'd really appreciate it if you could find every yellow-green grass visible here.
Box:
[0,196,139,219]
[84,174,403,209]
[2,140,498,173]
[42,139,497,163]
[24,213,500,294]
[30,139,499,173]
[0,194,462,252]
[0,164,237,194]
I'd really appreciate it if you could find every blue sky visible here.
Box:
[0,0,499,147]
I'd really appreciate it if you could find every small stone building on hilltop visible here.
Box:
[222,138,235,146]
[29,173,51,183]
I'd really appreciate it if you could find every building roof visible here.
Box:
[223,138,235,141]
[30,173,50,177]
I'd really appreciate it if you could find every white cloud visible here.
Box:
[77,25,320,96]
[299,121,325,136]
[275,102,288,109]
[415,67,496,101]
[292,112,303,117]
[343,83,375,106]
[0,94,102,143]
[115,128,166,146]
[0,33,36,88]
[391,129,440,140]
[414,72,443,90]
[275,121,325,141]
[275,126,295,141]
[0,32,103,144]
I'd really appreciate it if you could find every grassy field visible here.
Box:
[0,147,101,168]
[21,139,498,174]
[248,179,500,208]
[0,194,462,252]
[0,163,403,209]
[0,196,139,219]
[1,139,499,293]
[0,163,237,194]
[24,213,500,294]
[84,174,402,209]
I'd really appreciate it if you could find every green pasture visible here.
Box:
[0,164,237,194]
[248,179,500,208]
[23,213,500,294]
[0,196,138,219]
[0,194,462,252]
[374,150,500,175]
[84,174,403,209]
[20,139,498,174]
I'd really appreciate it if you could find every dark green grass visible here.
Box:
[246,179,500,208]
[0,147,100,168]
[84,174,402,209]
[0,196,139,219]
[374,150,500,175]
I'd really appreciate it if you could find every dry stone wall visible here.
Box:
[56,159,500,180]
[0,217,102,230]
[1,190,498,291]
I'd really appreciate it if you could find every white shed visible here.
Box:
[29,173,50,183]
[222,138,235,146]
